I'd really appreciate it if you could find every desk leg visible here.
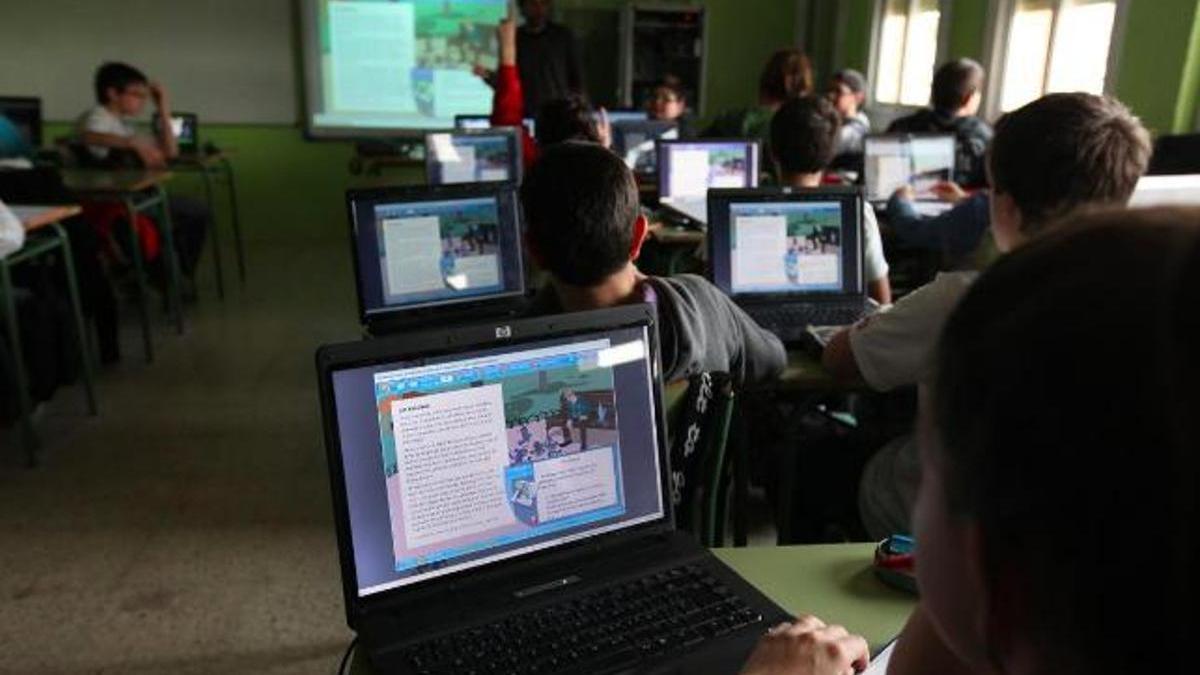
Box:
[219,156,246,284]
[51,222,97,416]
[0,261,39,466]
[201,165,225,300]
[124,197,154,363]
[153,186,185,334]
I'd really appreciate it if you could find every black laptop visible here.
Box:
[862,133,956,215]
[425,128,522,185]
[315,305,790,674]
[455,113,536,139]
[611,120,678,177]
[656,139,760,226]
[162,111,200,156]
[708,186,874,342]
[0,95,43,149]
[346,183,528,336]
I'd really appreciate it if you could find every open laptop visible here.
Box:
[455,113,537,139]
[600,109,650,125]
[346,183,528,335]
[863,133,956,215]
[708,186,873,342]
[167,111,200,156]
[0,96,43,150]
[316,305,790,675]
[425,128,522,185]
[1129,174,1200,207]
[657,139,761,226]
[612,119,678,176]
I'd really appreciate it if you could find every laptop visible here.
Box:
[863,133,956,214]
[1129,174,1200,207]
[425,128,522,185]
[167,111,200,156]
[455,114,537,139]
[346,183,528,335]
[315,304,790,675]
[657,139,761,226]
[708,186,874,342]
[0,96,43,150]
[611,120,678,176]
[600,109,650,125]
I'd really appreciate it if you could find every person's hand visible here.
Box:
[129,136,166,169]
[892,185,916,202]
[498,16,518,66]
[739,615,871,675]
[148,80,168,108]
[931,180,967,204]
[596,107,612,149]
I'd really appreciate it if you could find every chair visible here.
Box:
[667,371,737,547]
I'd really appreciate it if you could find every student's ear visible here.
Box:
[989,191,1025,253]
[524,231,546,269]
[629,214,649,262]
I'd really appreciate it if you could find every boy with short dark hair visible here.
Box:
[824,92,1152,538]
[769,95,891,304]
[827,69,870,157]
[522,142,786,386]
[887,58,992,187]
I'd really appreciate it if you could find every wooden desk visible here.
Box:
[62,169,182,362]
[3,204,98,465]
[169,152,245,297]
[348,543,914,673]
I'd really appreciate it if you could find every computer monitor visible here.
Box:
[1147,133,1200,175]
[168,112,199,155]
[1129,174,1200,207]
[863,133,956,202]
[455,114,536,139]
[611,120,678,175]
[0,96,43,150]
[707,187,864,299]
[656,139,761,224]
[425,129,522,185]
[600,109,649,125]
[346,183,526,324]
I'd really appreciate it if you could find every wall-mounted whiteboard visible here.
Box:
[0,0,297,124]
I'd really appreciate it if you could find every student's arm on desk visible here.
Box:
[821,327,866,386]
[888,609,985,675]
[739,615,870,675]
[80,131,166,169]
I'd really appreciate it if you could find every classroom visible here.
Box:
[1,1,1197,673]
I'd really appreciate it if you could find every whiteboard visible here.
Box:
[0,0,297,124]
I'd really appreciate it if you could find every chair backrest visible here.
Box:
[667,371,736,546]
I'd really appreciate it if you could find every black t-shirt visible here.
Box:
[887,108,994,188]
[517,22,584,116]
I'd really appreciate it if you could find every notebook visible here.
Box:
[454,114,536,139]
[611,119,678,176]
[425,128,522,185]
[657,139,761,226]
[863,133,956,209]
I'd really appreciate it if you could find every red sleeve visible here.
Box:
[491,64,539,170]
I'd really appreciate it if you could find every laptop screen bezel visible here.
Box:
[315,305,674,626]
[345,182,527,325]
[706,186,866,302]
[862,132,957,202]
[656,139,762,221]
[424,127,523,185]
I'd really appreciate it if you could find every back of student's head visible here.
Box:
[94,62,148,105]
[520,142,638,286]
[930,58,984,113]
[932,207,1200,674]
[769,95,841,175]
[535,95,602,147]
[989,92,1150,233]
[758,49,814,103]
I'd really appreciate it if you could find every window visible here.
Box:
[995,0,1120,112]
[873,0,944,106]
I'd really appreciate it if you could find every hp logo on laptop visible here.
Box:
[495,325,513,339]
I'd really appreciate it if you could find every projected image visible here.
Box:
[312,0,506,132]
[428,134,514,184]
[375,197,503,306]
[730,201,845,294]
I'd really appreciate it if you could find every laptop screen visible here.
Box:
[600,109,649,125]
[657,140,761,223]
[863,134,955,201]
[611,120,678,175]
[329,324,666,597]
[708,188,864,298]
[169,113,198,151]
[425,130,521,185]
[455,114,536,138]
[0,96,43,150]
[1129,174,1200,207]
[348,185,525,320]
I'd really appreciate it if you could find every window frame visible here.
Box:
[982,0,1131,120]
[865,0,955,114]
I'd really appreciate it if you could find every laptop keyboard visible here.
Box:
[394,564,764,675]
[753,303,866,330]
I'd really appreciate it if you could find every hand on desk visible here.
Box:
[740,614,871,675]
[129,137,167,170]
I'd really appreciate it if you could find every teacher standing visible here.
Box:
[514,0,584,115]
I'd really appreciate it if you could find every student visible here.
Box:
[827,69,870,158]
[704,48,813,143]
[887,58,992,187]
[522,142,786,386]
[514,0,583,115]
[75,61,210,296]
[769,95,892,304]
[823,92,1151,538]
[886,181,991,265]
[646,77,695,138]
[741,207,1200,675]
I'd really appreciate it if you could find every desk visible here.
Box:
[170,152,245,298]
[63,169,182,362]
[4,205,98,465]
[348,543,914,673]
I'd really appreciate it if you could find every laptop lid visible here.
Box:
[425,128,522,185]
[611,120,678,175]
[455,114,536,139]
[0,96,43,150]
[316,305,671,624]
[346,183,526,325]
[707,186,865,302]
[863,133,956,202]
[657,139,761,224]
[1129,174,1200,207]
[168,112,199,154]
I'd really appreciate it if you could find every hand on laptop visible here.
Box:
[740,615,871,675]
[930,181,967,204]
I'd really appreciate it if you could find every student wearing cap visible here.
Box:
[828,69,871,157]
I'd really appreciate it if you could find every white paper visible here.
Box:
[862,640,895,675]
